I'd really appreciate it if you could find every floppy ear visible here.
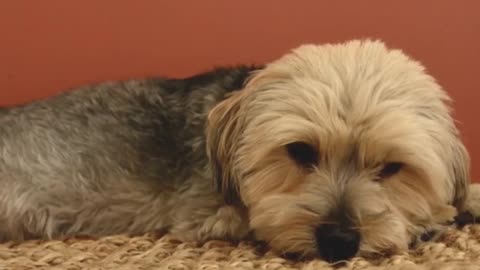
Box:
[449,138,470,211]
[206,90,249,205]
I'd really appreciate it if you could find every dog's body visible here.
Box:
[0,40,477,262]
[0,67,255,242]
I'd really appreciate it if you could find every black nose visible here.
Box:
[315,224,360,262]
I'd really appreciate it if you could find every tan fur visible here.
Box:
[207,40,471,257]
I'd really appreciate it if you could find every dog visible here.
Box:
[0,39,478,262]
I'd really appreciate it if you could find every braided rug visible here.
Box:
[1,225,479,270]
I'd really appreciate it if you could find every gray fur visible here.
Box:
[0,66,256,241]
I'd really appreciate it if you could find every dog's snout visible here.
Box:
[315,224,360,262]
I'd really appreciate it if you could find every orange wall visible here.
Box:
[1,1,479,181]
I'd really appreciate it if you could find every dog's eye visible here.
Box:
[286,142,318,168]
[378,162,404,179]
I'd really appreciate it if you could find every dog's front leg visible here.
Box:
[169,204,250,243]
[196,205,250,242]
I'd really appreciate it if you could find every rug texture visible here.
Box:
[1,225,479,270]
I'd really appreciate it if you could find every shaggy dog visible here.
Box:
[0,40,478,262]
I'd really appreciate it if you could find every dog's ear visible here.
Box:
[449,138,470,211]
[206,90,249,205]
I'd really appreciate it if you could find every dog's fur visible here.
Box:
[0,40,477,261]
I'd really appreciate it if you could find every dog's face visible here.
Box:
[206,40,470,262]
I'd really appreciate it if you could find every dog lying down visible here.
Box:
[0,39,478,262]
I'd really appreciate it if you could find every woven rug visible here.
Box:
[1,225,479,270]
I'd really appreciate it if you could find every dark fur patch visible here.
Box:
[454,211,476,228]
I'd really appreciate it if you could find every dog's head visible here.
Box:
[206,40,470,262]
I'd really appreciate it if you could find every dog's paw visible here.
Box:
[196,206,250,242]
[409,224,449,248]
[432,204,457,224]
[408,206,457,248]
